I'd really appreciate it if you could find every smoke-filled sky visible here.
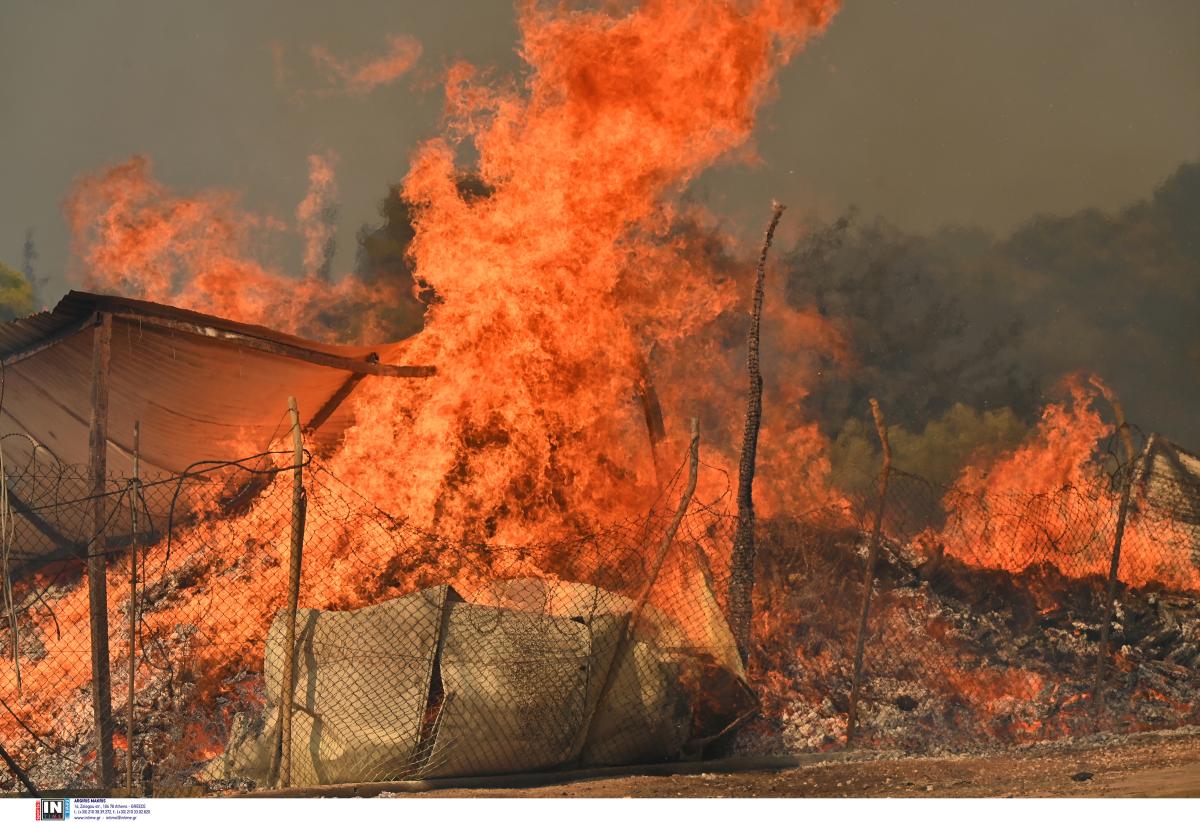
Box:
[2,0,1198,301]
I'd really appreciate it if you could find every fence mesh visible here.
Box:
[0,426,1197,795]
[744,432,1200,755]
[1,448,751,794]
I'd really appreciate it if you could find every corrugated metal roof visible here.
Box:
[1,291,433,563]
[0,310,70,359]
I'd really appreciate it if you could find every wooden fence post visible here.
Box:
[845,398,891,744]
[1088,380,1139,725]
[275,397,306,788]
[126,421,139,796]
[87,312,116,790]
[1094,434,1154,723]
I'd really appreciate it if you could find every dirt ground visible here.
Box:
[408,729,1200,798]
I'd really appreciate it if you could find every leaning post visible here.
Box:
[87,312,116,790]
[1088,380,1139,725]
[276,397,307,788]
[1093,434,1154,724]
[845,398,892,744]
[573,418,701,763]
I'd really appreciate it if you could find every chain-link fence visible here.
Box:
[1,442,754,794]
[745,430,1200,755]
[1,424,1198,795]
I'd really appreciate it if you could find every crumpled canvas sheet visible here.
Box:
[204,576,748,787]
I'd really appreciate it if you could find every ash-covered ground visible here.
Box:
[738,517,1200,757]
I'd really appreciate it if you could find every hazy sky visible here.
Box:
[2,1,1198,304]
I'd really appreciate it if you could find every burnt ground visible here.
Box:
[390,728,1200,798]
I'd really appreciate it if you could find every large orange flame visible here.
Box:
[29,0,844,768]
[325,0,843,543]
[26,1,1200,771]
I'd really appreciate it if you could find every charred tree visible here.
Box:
[22,228,40,308]
[728,202,785,663]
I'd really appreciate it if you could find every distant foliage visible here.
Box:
[0,261,34,321]
[831,403,1028,498]
[788,160,1200,466]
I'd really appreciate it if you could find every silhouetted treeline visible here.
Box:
[788,160,1200,488]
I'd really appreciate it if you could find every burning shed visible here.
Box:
[0,292,752,793]
[0,290,435,566]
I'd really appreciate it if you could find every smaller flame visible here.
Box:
[310,34,422,97]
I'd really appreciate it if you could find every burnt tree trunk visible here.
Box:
[728,202,785,664]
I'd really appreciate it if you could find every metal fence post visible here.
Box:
[0,743,38,797]
[846,398,891,745]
